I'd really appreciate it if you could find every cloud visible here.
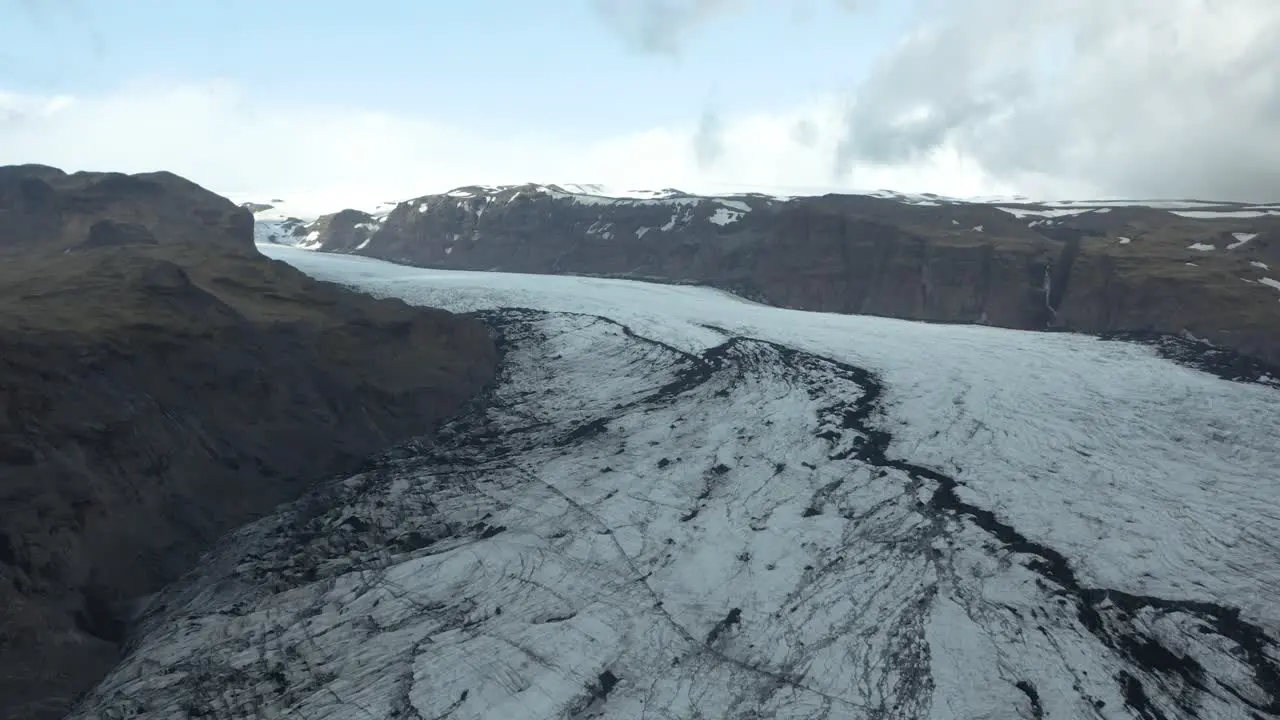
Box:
[593,0,1280,201]
[790,119,819,149]
[589,0,743,57]
[691,108,725,169]
[836,0,1280,200]
[591,0,869,55]
[8,1,1272,208]
[0,81,1009,217]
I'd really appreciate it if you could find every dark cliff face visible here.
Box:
[0,166,498,719]
[312,184,1280,364]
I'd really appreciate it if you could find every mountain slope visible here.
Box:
[0,166,497,719]
[299,183,1280,364]
[71,246,1280,719]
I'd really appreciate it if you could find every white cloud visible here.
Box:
[0,80,1013,217]
[5,0,1278,211]
[600,0,1280,203]
[835,0,1280,201]
[590,0,744,57]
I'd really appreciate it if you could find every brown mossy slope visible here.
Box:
[0,166,497,718]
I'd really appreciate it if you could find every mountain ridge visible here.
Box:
[270,182,1280,364]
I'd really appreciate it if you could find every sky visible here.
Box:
[1,0,1278,215]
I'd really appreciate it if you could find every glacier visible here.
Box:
[71,246,1280,719]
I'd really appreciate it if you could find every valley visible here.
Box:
[68,245,1280,719]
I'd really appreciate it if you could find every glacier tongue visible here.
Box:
[72,307,1279,719]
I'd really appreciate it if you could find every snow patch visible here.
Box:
[556,183,683,200]
[1228,232,1258,249]
[1043,199,1250,209]
[998,207,1089,219]
[709,208,744,226]
[1173,210,1280,219]
[528,184,704,210]
[868,189,949,206]
[587,220,616,237]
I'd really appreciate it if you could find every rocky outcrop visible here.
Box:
[0,166,497,719]
[299,208,378,251]
[311,184,1280,364]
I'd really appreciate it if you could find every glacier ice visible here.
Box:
[70,247,1280,719]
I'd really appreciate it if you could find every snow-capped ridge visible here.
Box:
[246,183,1280,226]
